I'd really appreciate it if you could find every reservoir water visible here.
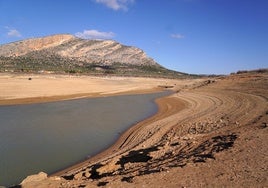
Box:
[0,91,170,186]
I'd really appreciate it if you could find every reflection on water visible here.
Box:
[0,91,170,186]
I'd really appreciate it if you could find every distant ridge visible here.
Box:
[0,34,158,66]
[0,34,190,78]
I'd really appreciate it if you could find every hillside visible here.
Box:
[0,34,189,78]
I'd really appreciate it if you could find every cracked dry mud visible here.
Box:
[19,72,268,188]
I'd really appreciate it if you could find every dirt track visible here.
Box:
[19,73,268,187]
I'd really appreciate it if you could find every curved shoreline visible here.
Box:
[51,91,185,177]
[0,81,183,182]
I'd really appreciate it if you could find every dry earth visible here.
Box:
[2,72,267,188]
[0,73,199,105]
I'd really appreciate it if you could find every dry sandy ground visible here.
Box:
[0,73,200,105]
[2,73,267,188]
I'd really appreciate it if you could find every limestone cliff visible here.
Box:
[0,34,159,66]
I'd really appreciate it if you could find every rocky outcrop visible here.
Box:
[0,34,159,67]
[0,34,74,57]
[20,172,48,185]
[19,172,63,188]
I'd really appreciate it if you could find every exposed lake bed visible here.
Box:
[1,73,266,187]
[0,91,170,186]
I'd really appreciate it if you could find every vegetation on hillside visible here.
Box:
[0,55,198,79]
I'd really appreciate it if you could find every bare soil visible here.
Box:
[4,72,268,188]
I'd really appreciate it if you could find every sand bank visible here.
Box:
[0,73,200,105]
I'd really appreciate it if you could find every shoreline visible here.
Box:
[51,92,185,177]
[0,87,163,106]
[0,75,181,179]
[0,73,206,186]
[0,73,187,106]
[0,88,175,186]
[0,86,180,178]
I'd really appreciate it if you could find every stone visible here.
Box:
[20,172,48,185]
[74,172,83,180]
[49,176,62,181]
[85,171,91,178]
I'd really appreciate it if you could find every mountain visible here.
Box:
[0,34,189,78]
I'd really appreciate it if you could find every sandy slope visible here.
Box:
[2,73,268,187]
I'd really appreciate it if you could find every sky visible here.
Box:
[0,0,267,74]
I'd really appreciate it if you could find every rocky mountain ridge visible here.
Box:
[0,34,190,78]
[0,34,74,56]
[0,34,158,66]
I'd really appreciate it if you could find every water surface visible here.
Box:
[0,91,170,186]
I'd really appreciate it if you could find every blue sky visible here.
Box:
[0,0,267,74]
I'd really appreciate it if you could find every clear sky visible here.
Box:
[0,0,267,74]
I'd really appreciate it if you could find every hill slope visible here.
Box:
[0,34,157,66]
[0,34,189,78]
